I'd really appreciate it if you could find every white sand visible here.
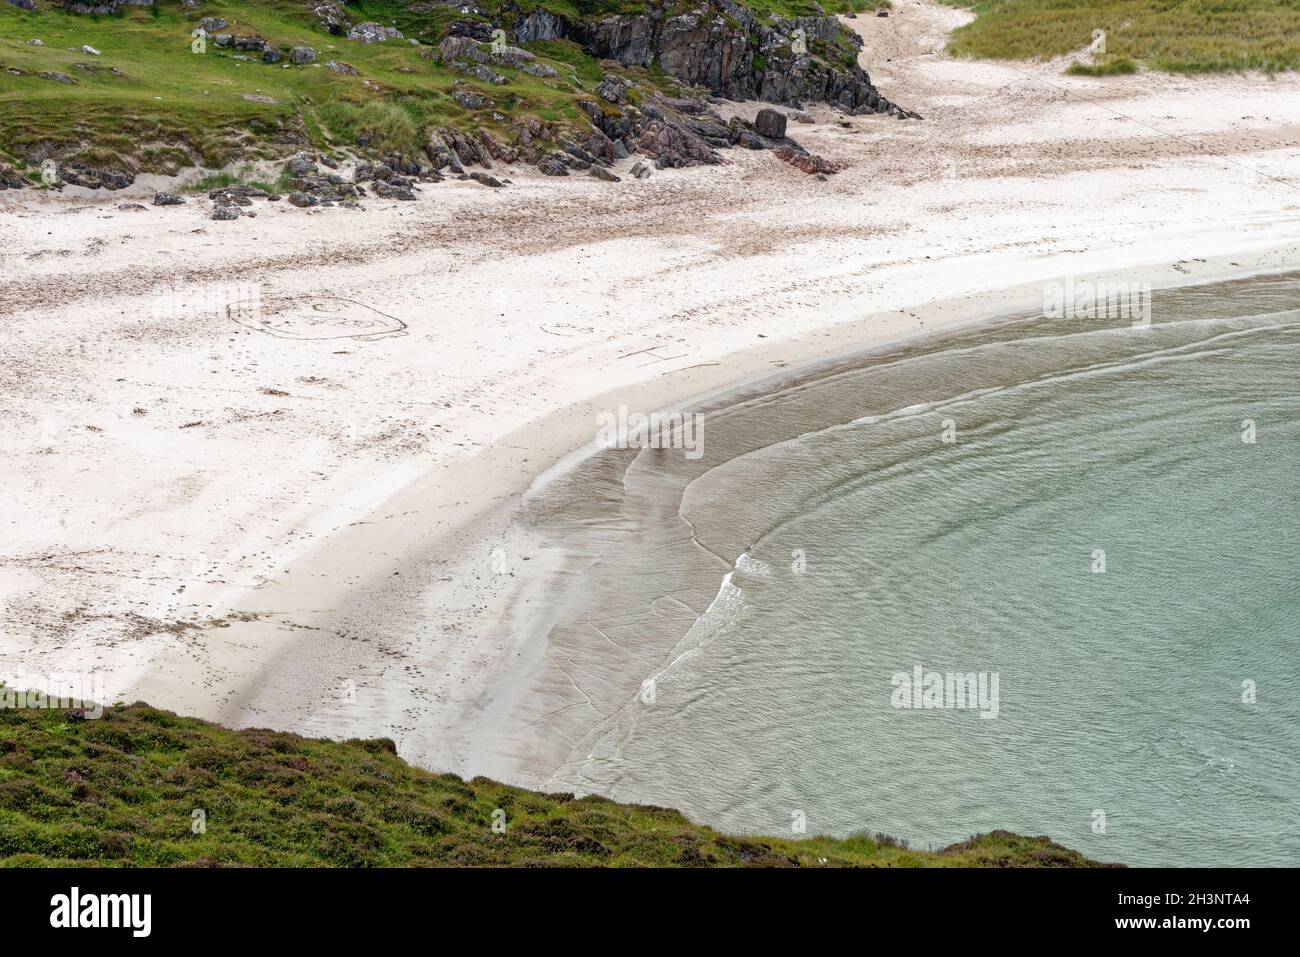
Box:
[3,0,1299,781]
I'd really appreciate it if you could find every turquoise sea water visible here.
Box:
[521,272,1300,866]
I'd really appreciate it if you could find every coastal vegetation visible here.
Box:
[0,0,891,181]
[0,700,1109,867]
[943,0,1300,73]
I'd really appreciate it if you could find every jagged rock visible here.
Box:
[451,89,486,110]
[285,152,316,176]
[326,61,359,75]
[598,74,629,104]
[537,152,570,176]
[515,10,566,43]
[117,202,147,211]
[439,36,487,64]
[287,191,318,207]
[311,1,351,35]
[447,19,494,42]
[590,166,621,183]
[754,108,787,139]
[0,163,27,189]
[152,192,184,206]
[791,110,814,124]
[469,172,503,188]
[773,144,839,174]
[81,45,101,56]
[372,180,415,200]
[510,3,905,117]
[474,65,506,85]
[630,160,652,179]
[211,204,241,220]
[198,17,226,32]
[59,163,132,189]
[477,129,518,164]
[348,22,402,44]
[520,62,557,78]
[40,72,75,84]
[262,47,284,64]
[290,46,317,65]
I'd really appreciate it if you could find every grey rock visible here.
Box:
[630,160,653,180]
[537,152,570,176]
[285,152,316,176]
[290,46,317,65]
[754,108,787,139]
[348,22,402,44]
[311,1,350,36]
[81,45,101,56]
[152,192,185,206]
[598,74,629,104]
[590,166,621,183]
[117,202,147,211]
[469,172,504,188]
[372,180,415,200]
[211,204,241,220]
[7,0,36,10]
[451,89,486,110]
[198,17,226,32]
[39,72,75,84]
[287,191,318,207]
[474,64,506,84]
[326,60,359,75]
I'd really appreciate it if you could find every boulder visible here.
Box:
[469,172,504,188]
[198,17,226,32]
[630,160,653,180]
[590,166,621,183]
[537,152,570,176]
[152,192,185,206]
[211,205,241,220]
[326,61,359,75]
[754,108,787,139]
[451,89,486,110]
[287,191,318,207]
[290,46,317,65]
[598,74,629,104]
[348,22,402,44]
[311,1,350,35]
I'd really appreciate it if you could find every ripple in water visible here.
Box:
[511,272,1300,867]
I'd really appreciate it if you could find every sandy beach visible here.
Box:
[3,0,1300,784]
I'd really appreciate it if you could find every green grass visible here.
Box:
[944,0,1300,73]
[0,1,609,171]
[1065,55,1138,75]
[0,700,1111,867]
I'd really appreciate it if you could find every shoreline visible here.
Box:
[4,0,1300,790]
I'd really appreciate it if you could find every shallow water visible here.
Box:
[518,272,1300,866]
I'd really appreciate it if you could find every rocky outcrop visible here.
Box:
[510,2,911,117]
[348,22,403,44]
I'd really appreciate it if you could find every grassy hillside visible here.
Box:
[0,701,1110,867]
[0,0,873,176]
[943,0,1300,73]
